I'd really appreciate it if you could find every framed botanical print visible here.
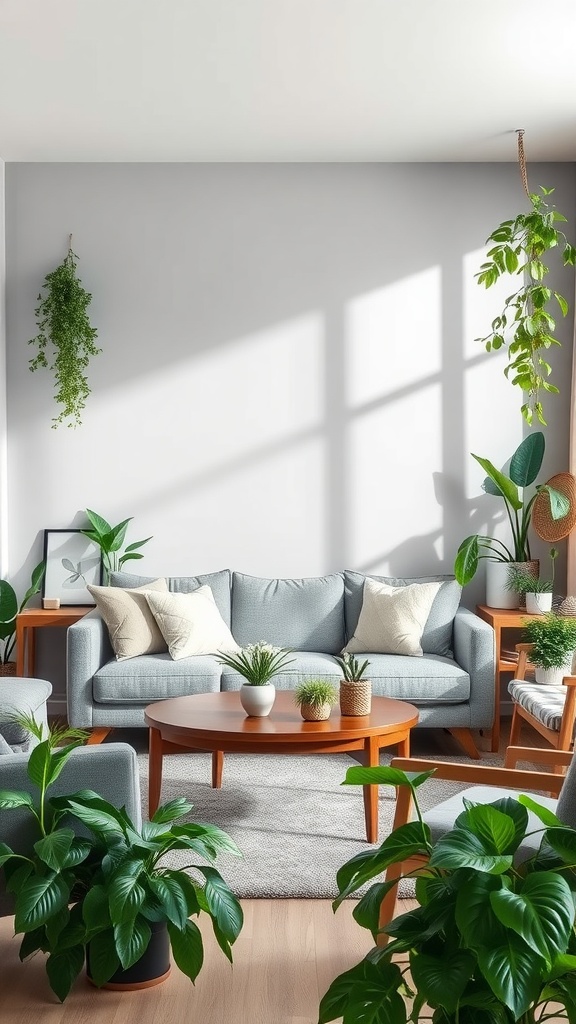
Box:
[42,529,102,605]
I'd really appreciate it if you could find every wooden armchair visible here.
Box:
[505,642,576,764]
[378,746,573,943]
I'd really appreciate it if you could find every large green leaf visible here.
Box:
[114,916,151,971]
[490,872,573,963]
[410,949,475,1012]
[107,866,145,925]
[541,485,571,521]
[107,518,133,553]
[478,934,545,1017]
[167,919,204,983]
[197,866,243,943]
[151,797,194,824]
[318,959,406,1024]
[509,431,545,487]
[14,872,70,932]
[63,796,129,839]
[342,765,435,789]
[0,579,18,625]
[82,883,111,932]
[472,455,522,510]
[18,926,48,960]
[545,827,576,864]
[429,828,512,874]
[454,536,480,586]
[352,882,393,939]
[84,508,112,538]
[34,828,74,871]
[19,561,46,612]
[0,790,34,811]
[147,875,189,930]
[457,802,525,855]
[87,928,121,987]
[46,944,85,1002]
[455,873,505,949]
[334,821,431,906]
[171,821,243,857]
[27,739,83,791]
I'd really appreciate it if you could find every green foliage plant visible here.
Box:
[507,547,559,595]
[320,764,576,1024]
[0,716,243,1002]
[215,641,295,685]
[294,679,339,709]
[477,185,576,426]
[80,508,152,585]
[29,242,101,428]
[334,653,371,682]
[0,561,45,665]
[522,612,576,669]
[455,431,570,586]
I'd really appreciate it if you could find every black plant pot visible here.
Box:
[87,921,171,991]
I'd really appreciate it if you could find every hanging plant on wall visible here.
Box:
[28,235,101,428]
[477,131,576,426]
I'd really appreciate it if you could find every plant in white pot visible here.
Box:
[216,642,295,717]
[454,432,570,609]
[522,612,576,684]
[294,679,338,722]
[507,547,558,614]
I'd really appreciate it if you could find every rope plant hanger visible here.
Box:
[476,130,576,426]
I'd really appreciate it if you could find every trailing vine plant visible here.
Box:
[29,236,101,428]
[476,131,576,426]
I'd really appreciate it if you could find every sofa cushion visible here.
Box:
[88,578,169,660]
[93,653,222,703]
[111,570,232,625]
[220,651,344,691]
[344,571,461,657]
[344,578,442,657]
[146,587,240,660]
[365,654,470,703]
[231,572,345,653]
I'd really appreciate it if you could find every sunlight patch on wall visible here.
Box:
[345,267,442,408]
[347,383,442,573]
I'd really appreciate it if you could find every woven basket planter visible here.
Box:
[300,702,332,722]
[339,680,372,716]
[0,662,17,677]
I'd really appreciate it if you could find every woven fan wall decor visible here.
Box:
[532,472,576,542]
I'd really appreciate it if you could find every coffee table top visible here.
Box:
[144,690,419,746]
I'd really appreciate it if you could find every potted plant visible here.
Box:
[215,641,295,717]
[334,653,371,716]
[0,717,243,1001]
[476,142,576,428]
[507,546,558,614]
[28,238,101,429]
[454,431,569,608]
[0,561,45,675]
[522,612,576,684]
[319,764,576,1024]
[80,508,153,584]
[294,679,338,721]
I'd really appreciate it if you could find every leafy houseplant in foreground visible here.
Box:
[454,430,569,589]
[29,240,101,428]
[0,717,243,1001]
[319,764,576,1024]
[477,181,576,426]
[0,561,45,669]
[80,508,152,584]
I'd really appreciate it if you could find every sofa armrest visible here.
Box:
[453,608,496,729]
[67,610,112,728]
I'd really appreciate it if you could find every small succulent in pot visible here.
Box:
[294,679,338,721]
[335,654,372,716]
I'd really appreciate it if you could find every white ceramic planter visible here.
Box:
[239,683,276,717]
[485,560,539,610]
[525,592,553,615]
[535,656,574,685]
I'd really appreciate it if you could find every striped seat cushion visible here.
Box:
[508,679,567,732]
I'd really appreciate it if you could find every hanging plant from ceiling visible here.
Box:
[476,130,576,426]
[28,236,101,428]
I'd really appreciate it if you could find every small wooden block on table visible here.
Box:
[145,691,419,844]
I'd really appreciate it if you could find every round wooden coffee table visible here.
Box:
[144,691,419,843]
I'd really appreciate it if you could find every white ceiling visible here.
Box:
[1,0,576,163]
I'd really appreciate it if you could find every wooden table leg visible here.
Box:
[16,622,27,676]
[363,735,380,844]
[212,750,224,788]
[148,727,164,818]
[491,623,501,753]
[397,731,410,758]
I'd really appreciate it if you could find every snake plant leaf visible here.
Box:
[509,431,545,487]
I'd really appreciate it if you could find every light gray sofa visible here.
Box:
[67,569,495,755]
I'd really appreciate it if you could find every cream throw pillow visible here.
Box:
[146,586,240,660]
[344,578,442,657]
[87,578,169,661]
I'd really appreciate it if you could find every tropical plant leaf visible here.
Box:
[478,934,545,1017]
[454,536,479,586]
[147,875,189,930]
[86,928,121,987]
[167,919,204,983]
[196,866,243,943]
[14,872,71,932]
[34,828,75,871]
[114,916,151,971]
[509,431,545,486]
[490,872,573,963]
[472,455,522,510]
[429,828,513,874]
[342,765,435,789]
[46,944,85,1002]
[411,949,475,1012]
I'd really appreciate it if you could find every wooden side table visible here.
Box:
[476,605,541,753]
[16,606,90,677]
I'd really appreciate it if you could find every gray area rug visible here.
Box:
[137,741,504,898]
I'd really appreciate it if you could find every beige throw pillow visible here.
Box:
[87,578,169,660]
[343,578,442,657]
[146,586,240,660]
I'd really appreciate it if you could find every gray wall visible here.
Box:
[4,163,576,707]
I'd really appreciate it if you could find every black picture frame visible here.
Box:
[42,529,102,606]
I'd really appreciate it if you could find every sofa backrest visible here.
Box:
[231,572,346,653]
[110,569,232,626]
[344,571,462,657]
